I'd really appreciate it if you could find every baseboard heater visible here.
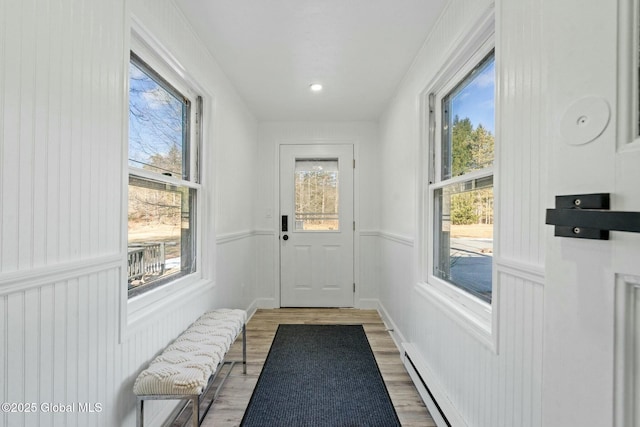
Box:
[404,352,452,427]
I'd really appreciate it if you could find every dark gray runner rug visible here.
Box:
[241,324,401,427]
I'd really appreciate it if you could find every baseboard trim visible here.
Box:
[375,302,407,352]
[254,297,278,309]
[402,343,467,427]
[404,352,451,427]
[245,299,259,320]
[357,298,379,310]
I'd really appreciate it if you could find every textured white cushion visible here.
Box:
[133,309,246,397]
[194,310,245,333]
[133,362,211,395]
[174,333,228,358]
[154,350,222,372]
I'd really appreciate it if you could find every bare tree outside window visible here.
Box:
[127,53,197,297]
[294,159,339,230]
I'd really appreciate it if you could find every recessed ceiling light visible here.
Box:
[309,83,323,92]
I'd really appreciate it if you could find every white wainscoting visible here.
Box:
[357,232,382,309]
[0,262,218,427]
[215,230,268,311]
[378,231,546,424]
[400,258,544,427]
[252,231,278,309]
[376,230,543,427]
[377,232,414,348]
[0,0,259,425]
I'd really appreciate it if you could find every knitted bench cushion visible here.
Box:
[174,332,229,357]
[133,360,212,395]
[133,308,246,397]
[194,310,245,333]
[154,350,222,373]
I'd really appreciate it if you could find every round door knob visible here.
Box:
[283,234,289,241]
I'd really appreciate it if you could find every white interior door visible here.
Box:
[542,2,640,426]
[279,144,354,307]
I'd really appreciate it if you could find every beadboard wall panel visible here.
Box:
[1,0,258,426]
[252,231,278,308]
[378,0,547,425]
[497,0,546,265]
[405,269,543,427]
[1,263,232,427]
[0,268,128,427]
[0,0,123,273]
[357,233,380,307]
[378,233,414,345]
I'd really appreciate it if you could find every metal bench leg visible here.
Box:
[242,323,247,374]
[137,398,144,427]
[192,396,199,427]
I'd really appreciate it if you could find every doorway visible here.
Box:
[279,144,354,307]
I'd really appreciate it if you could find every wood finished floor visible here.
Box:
[200,308,435,427]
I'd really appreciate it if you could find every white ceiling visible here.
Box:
[175,0,448,121]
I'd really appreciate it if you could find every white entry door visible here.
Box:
[542,2,640,426]
[279,144,354,307]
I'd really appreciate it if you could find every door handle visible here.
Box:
[546,193,640,240]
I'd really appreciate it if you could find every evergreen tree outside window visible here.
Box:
[432,51,495,303]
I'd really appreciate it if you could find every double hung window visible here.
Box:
[127,52,201,298]
[429,50,496,306]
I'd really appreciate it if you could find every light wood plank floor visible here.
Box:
[200,308,435,427]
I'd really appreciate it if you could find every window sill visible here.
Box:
[125,274,214,336]
[415,280,497,353]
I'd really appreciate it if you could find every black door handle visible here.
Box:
[546,193,640,240]
[283,234,289,241]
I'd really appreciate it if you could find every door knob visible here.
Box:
[283,234,289,241]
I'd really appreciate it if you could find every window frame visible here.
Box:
[431,48,495,307]
[126,35,203,302]
[418,20,497,348]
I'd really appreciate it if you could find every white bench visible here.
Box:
[133,309,247,427]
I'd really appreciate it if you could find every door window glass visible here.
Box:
[294,159,339,231]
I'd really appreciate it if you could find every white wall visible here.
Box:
[3,1,611,426]
[256,122,380,308]
[378,0,547,425]
[0,0,258,425]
